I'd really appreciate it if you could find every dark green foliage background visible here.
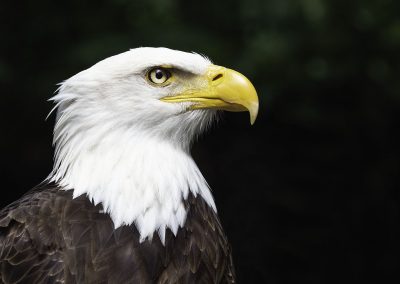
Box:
[1,0,399,283]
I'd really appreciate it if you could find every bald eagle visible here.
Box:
[0,48,258,283]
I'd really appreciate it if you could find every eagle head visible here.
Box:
[49,47,258,242]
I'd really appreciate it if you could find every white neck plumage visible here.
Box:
[49,125,216,244]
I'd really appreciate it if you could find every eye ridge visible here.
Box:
[148,67,172,85]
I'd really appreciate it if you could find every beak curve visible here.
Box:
[161,65,259,125]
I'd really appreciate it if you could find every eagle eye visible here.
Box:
[147,68,171,85]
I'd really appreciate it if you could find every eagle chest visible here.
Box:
[0,187,235,283]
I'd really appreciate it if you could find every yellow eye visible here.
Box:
[148,68,171,85]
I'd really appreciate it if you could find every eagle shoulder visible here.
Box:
[0,184,236,283]
[157,194,236,283]
[0,184,66,283]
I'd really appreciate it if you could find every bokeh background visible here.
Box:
[1,0,399,283]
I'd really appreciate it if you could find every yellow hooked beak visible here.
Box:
[160,65,259,124]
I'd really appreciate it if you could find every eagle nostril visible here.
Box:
[212,74,223,81]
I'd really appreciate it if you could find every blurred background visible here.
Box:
[1,0,399,283]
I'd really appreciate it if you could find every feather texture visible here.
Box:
[0,183,235,283]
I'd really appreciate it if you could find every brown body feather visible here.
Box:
[0,183,235,283]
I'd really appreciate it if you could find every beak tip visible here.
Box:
[249,101,259,125]
[250,115,257,125]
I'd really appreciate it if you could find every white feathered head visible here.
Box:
[49,47,258,241]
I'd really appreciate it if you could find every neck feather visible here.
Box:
[49,126,216,243]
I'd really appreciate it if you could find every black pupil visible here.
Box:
[155,69,164,80]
